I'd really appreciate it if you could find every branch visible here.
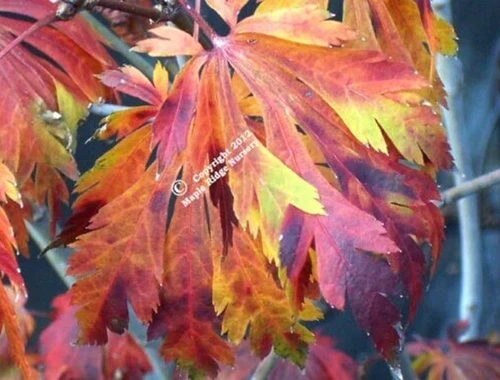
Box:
[439,168,500,207]
[87,0,171,20]
[434,1,483,340]
[58,0,213,49]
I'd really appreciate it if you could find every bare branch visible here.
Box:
[434,0,483,341]
[58,0,213,49]
[440,168,500,207]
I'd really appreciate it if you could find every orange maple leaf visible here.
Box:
[59,0,455,375]
[0,285,34,379]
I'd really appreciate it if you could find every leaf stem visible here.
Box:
[0,13,56,61]
[176,0,216,49]
[251,349,278,380]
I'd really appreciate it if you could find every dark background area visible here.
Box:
[17,0,500,378]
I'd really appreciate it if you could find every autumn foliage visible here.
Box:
[0,0,463,378]
[407,323,500,379]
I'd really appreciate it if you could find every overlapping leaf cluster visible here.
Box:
[0,1,115,377]
[47,0,458,376]
[0,163,32,378]
[0,0,115,236]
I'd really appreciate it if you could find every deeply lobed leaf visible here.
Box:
[0,285,34,379]
[0,3,117,374]
[61,0,456,375]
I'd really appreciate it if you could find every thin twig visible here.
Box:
[399,349,417,380]
[25,215,73,287]
[389,350,417,380]
[439,168,500,207]
[251,349,278,380]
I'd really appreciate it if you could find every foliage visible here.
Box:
[40,293,152,379]
[0,1,115,377]
[0,284,34,379]
[182,333,358,379]
[0,0,115,236]
[0,0,465,378]
[408,333,500,379]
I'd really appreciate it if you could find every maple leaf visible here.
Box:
[40,293,152,379]
[146,163,233,378]
[0,163,24,290]
[0,0,116,235]
[0,164,33,378]
[138,3,450,356]
[213,219,321,367]
[407,336,500,379]
[44,63,169,252]
[132,0,448,362]
[0,285,34,379]
[61,0,454,374]
[343,0,458,105]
